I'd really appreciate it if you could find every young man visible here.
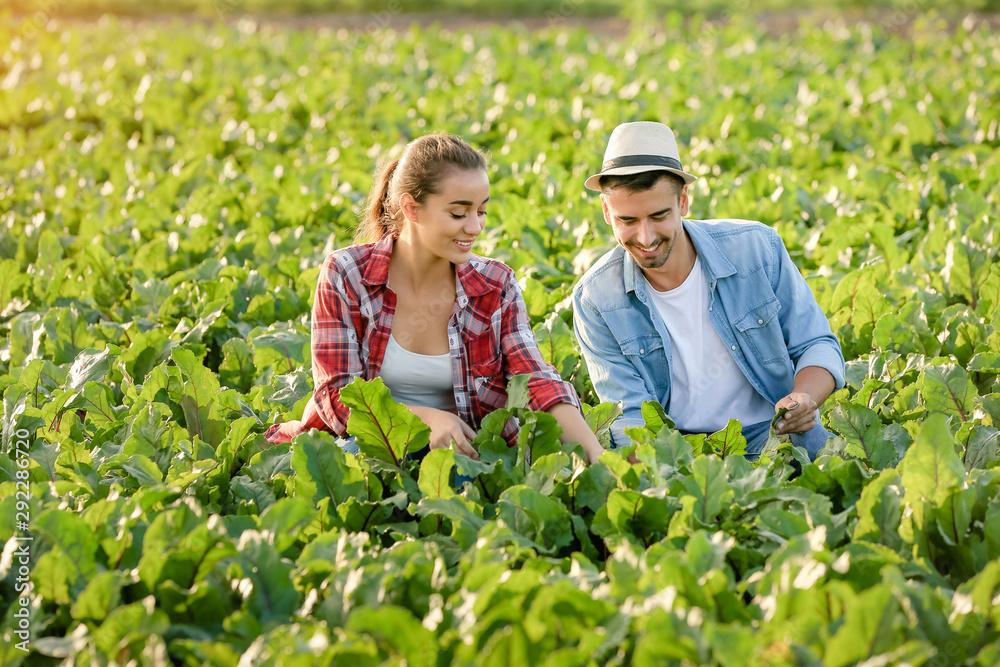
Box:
[572,121,845,458]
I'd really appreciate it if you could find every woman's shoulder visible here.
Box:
[319,241,380,275]
[460,253,518,289]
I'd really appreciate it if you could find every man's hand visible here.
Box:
[409,406,480,460]
[775,366,837,435]
[774,393,818,435]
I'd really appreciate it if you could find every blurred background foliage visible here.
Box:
[2,0,1000,19]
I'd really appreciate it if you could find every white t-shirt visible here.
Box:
[379,335,457,412]
[644,256,774,433]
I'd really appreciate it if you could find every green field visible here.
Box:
[2,9,1000,666]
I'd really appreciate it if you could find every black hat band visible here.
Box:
[602,155,683,172]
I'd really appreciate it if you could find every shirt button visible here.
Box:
[758,319,763,324]
[731,345,736,350]
[708,307,712,312]
[639,348,644,354]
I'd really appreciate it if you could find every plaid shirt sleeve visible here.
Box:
[300,251,365,436]
[498,270,581,413]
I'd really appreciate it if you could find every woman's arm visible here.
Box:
[265,398,322,443]
[490,267,605,463]
[267,252,364,443]
[547,402,605,464]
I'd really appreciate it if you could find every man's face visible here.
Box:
[601,176,690,271]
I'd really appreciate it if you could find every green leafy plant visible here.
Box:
[1,11,998,665]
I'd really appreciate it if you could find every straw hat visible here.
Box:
[584,121,698,191]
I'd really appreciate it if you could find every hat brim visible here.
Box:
[584,165,698,192]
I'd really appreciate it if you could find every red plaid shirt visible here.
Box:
[284,233,579,442]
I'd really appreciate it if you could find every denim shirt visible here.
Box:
[572,218,846,448]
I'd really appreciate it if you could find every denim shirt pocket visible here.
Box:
[732,297,787,365]
[618,333,664,358]
[617,332,669,390]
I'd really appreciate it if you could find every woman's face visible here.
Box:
[404,168,490,264]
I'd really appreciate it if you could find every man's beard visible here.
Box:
[626,237,673,269]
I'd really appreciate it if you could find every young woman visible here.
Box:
[265,134,605,464]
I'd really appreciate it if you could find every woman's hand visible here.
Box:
[265,420,302,444]
[408,406,479,460]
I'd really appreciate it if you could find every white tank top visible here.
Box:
[644,256,775,433]
[379,335,457,412]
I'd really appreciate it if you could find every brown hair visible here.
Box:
[355,134,488,243]
[600,170,686,197]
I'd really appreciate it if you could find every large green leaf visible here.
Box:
[505,373,531,410]
[533,311,578,378]
[571,460,619,514]
[71,571,124,622]
[341,377,430,465]
[600,488,673,545]
[824,584,907,667]
[250,328,310,374]
[962,425,999,471]
[415,496,485,550]
[232,534,302,626]
[259,497,317,553]
[290,430,367,509]
[705,419,747,458]
[900,414,966,542]
[918,363,978,422]
[853,470,904,550]
[640,400,673,434]
[219,337,257,392]
[515,410,563,474]
[497,485,574,554]
[828,401,895,468]
[418,447,457,500]
[582,401,623,449]
[680,456,732,526]
[66,347,113,391]
[32,508,100,586]
[171,347,227,446]
[92,598,171,660]
[346,606,437,667]
[2,384,44,454]
[0,258,29,315]
[121,454,163,486]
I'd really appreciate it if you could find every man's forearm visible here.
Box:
[793,366,836,405]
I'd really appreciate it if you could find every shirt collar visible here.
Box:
[683,220,737,282]
[360,232,493,306]
[360,232,395,287]
[455,258,493,300]
[623,219,737,294]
